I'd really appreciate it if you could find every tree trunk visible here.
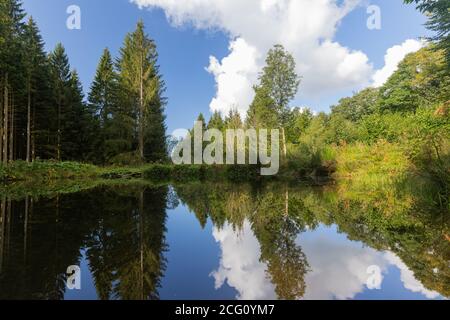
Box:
[0,197,5,273]
[57,97,61,161]
[0,79,3,163]
[9,94,14,162]
[281,127,287,159]
[139,55,144,161]
[32,101,36,161]
[26,84,31,162]
[3,74,8,164]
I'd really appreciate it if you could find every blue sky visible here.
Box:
[22,0,428,133]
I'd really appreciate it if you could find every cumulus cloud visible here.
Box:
[132,0,374,115]
[372,39,424,87]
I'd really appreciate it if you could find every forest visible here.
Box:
[0,0,448,301]
[0,0,448,209]
[0,1,167,166]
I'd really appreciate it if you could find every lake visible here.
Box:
[0,181,448,300]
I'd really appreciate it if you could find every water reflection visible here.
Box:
[0,181,448,300]
[0,185,169,300]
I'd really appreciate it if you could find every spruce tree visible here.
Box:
[22,17,49,162]
[0,0,25,163]
[88,48,118,163]
[49,43,71,160]
[207,111,224,131]
[117,21,167,163]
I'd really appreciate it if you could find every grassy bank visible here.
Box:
[0,160,150,183]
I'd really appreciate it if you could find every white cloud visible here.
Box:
[207,38,260,117]
[372,39,424,87]
[132,0,374,115]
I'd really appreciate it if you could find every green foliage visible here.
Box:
[378,47,450,113]
[404,0,450,63]
[207,111,225,131]
[1,4,169,165]
[117,20,167,162]
[0,160,98,182]
[331,88,379,122]
[259,44,301,116]
[246,85,278,129]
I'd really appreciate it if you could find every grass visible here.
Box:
[0,160,154,183]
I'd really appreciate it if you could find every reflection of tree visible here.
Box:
[175,182,312,300]
[85,185,168,300]
[0,183,169,300]
[175,181,449,299]
[0,194,90,299]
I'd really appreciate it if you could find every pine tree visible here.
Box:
[224,109,243,129]
[0,0,25,163]
[117,21,167,163]
[246,85,278,130]
[89,48,117,127]
[64,70,91,160]
[49,43,71,160]
[22,17,49,162]
[88,48,118,163]
[207,111,224,131]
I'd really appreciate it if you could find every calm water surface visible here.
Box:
[0,182,448,300]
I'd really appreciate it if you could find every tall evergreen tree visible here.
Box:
[207,111,224,131]
[117,21,167,162]
[88,48,118,163]
[65,70,92,160]
[22,17,49,162]
[224,109,243,129]
[246,85,278,130]
[48,43,71,160]
[0,0,25,163]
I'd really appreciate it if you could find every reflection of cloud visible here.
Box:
[384,252,440,299]
[212,222,441,300]
[298,227,442,300]
[298,230,386,300]
[211,221,276,300]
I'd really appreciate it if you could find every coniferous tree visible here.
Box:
[246,85,278,130]
[65,70,92,160]
[88,48,119,163]
[0,0,25,163]
[207,111,224,131]
[22,17,50,162]
[117,21,166,163]
[48,44,71,160]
